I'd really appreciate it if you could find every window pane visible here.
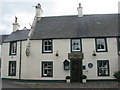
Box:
[44,46,48,51]
[42,62,53,77]
[48,40,51,45]
[98,61,109,76]
[44,41,47,45]
[43,40,52,52]
[10,42,17,55]
[96,38,107,52]
[9,61,16,76]
[72,39,81,52]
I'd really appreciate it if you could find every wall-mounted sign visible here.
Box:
[88,63,93,68]
[68,52,84,60]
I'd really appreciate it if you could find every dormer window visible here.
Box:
[95,38,108,52]
[42,40,52,53]
[71,39,82,52]
[9,41,17,55]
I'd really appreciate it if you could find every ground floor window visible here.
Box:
[42,61,53,77]
[97,60,109,76]
[8,61,16,76]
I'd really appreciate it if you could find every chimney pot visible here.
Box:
[13,16,20,32]
[77,3,83,17]
[35,3,43,18]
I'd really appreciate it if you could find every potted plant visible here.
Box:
[113,71,120,82]
[66,76,71,83]
[82,75,87,83]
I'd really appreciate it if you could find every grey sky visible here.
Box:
[0,0,119,35]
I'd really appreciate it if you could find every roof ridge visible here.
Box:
[41,13,119,18]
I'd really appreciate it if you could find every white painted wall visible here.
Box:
[1,38,119,80]
[21,39,70,80]
[1,42,21,79]
[82,38,118,80]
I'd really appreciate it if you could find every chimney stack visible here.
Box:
[13,16,20,32]
[35,3,43,18]
[77,3,83,17]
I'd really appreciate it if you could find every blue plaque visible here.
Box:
[88,63,93,68]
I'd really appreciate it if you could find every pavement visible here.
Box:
[1,79,120,88]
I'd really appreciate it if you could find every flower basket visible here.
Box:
[82,75,87,83]
[113,71,120,82]
[66,76,71,83]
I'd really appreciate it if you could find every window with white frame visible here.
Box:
[71,39,82,52]
[10,41,17,55]
[96,38,107,52]
[42,62,53,77]
[8,61,16,76]
[43,40,52,53]
[97,60,109,76]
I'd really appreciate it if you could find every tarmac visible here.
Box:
[4,80,119,88]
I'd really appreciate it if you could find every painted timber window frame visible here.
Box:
[8,61,16,76]
[97,60,109,76]
[118,37,120,55]
[42,40,53,53]
[42,61,53,77]
[95,38,108,52]
[71,39,82,52]
[9,41,17,55]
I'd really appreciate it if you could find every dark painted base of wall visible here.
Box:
[2,78,117,83]
[87,79,116,82]
[1,78,66,83]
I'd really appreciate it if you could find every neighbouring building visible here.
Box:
[1,3,119,83]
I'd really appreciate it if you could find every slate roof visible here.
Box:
[4,30,30,42]
[0,35,9,44]
[3,14,119,42]
[31,14,118,40]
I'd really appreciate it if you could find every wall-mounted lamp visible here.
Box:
[63,60,70,70]
[92,50,96,56]
[55,50,59,56]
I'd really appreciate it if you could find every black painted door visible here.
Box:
[71,60,82,83]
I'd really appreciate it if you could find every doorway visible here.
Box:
[70,60,82,83]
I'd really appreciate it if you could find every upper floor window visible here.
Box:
[97,60,109,76]
[71,39,82,52]
[9,41,17,55]
[42,40,52,53]
[95,38,107,52]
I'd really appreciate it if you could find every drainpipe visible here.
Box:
[19,41,22,80]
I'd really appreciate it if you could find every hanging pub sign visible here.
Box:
[68,52,84,60]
